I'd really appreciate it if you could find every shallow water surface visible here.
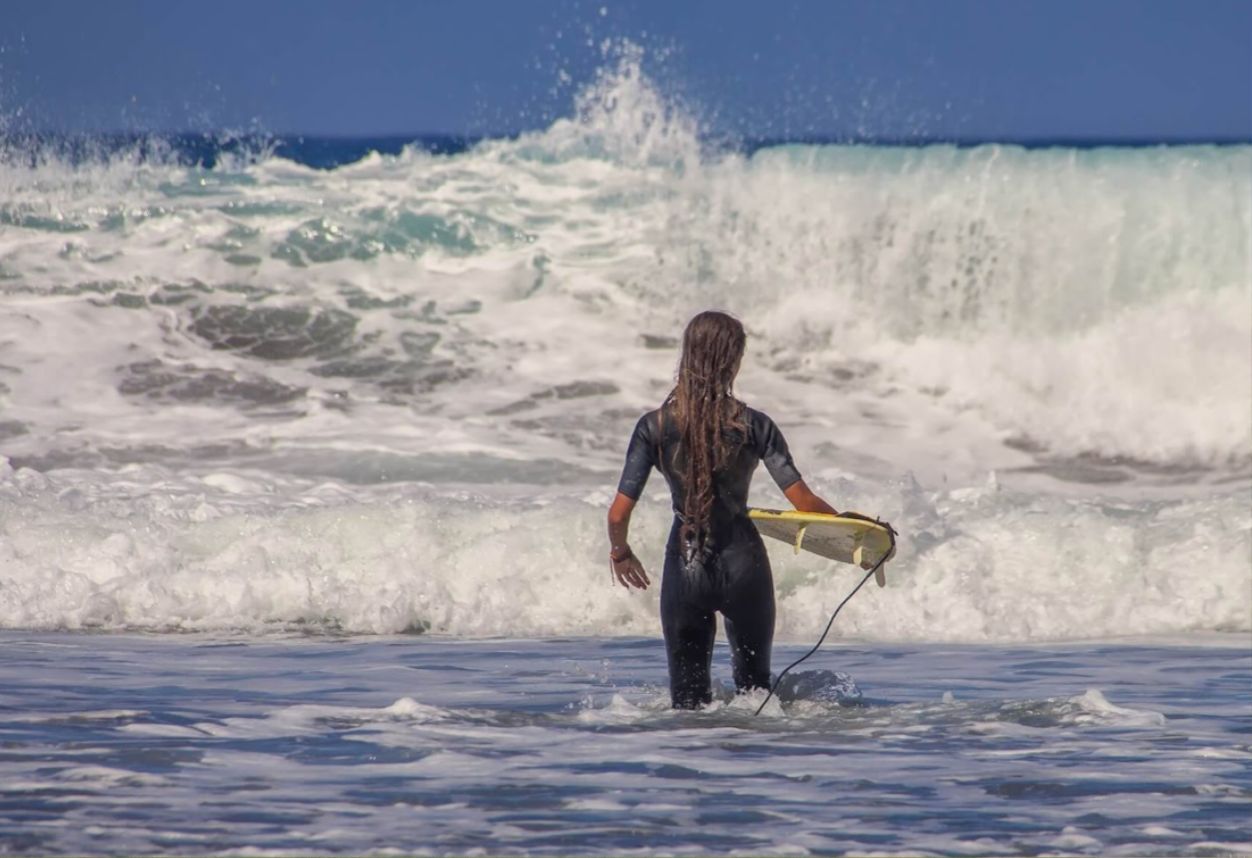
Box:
[1,632,1248,855]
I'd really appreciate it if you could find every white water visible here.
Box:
[1,459,1247,640]
[1,52,1249,638]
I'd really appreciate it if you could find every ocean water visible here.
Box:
[1,632,1249,856]
[1,52,1250,855]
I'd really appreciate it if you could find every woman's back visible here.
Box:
[617,403,803,531]
[605,310,839,708]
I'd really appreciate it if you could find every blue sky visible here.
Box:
[2,0,1249,142]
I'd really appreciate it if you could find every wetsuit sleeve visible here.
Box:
[616,414,656,500]
[753,410,802,491]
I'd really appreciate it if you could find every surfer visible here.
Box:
[607,310,839,709]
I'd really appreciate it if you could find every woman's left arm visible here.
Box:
[607,492,650,589]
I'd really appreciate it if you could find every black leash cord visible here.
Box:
[753,523,897,717]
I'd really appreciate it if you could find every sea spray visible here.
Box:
[0,49,1248,638]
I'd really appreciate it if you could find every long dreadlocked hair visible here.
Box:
[665,310,748,551]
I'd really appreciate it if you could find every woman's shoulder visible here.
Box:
[631,406,665,437]
[634,403,682,443]
[739,403,785,443]
[740,402,775,425]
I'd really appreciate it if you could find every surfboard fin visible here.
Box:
[874,542,896,587]
[794,524,807,555]
[852,543,888,587]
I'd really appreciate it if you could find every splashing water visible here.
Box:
[0,47,1248,637]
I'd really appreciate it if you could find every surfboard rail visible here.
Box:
[747,508,896,586]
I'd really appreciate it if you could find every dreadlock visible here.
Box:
[665,310,748,553]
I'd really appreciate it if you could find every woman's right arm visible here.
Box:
[783,479,838,516]
[753,410,837,515]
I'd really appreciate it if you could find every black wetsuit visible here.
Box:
[616,405,802,708]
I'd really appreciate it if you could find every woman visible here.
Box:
[607,310,839,709]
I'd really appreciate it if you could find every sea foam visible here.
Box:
[0,50,1248,640]
[1,461,1246,639]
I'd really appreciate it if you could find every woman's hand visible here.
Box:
[611,554,651,590]
[607,492,649,589]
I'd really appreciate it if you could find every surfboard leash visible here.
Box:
[753,517,897,717]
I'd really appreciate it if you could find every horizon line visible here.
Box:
[3,129,1250,148]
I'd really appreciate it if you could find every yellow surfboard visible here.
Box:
[748,508,896,586]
